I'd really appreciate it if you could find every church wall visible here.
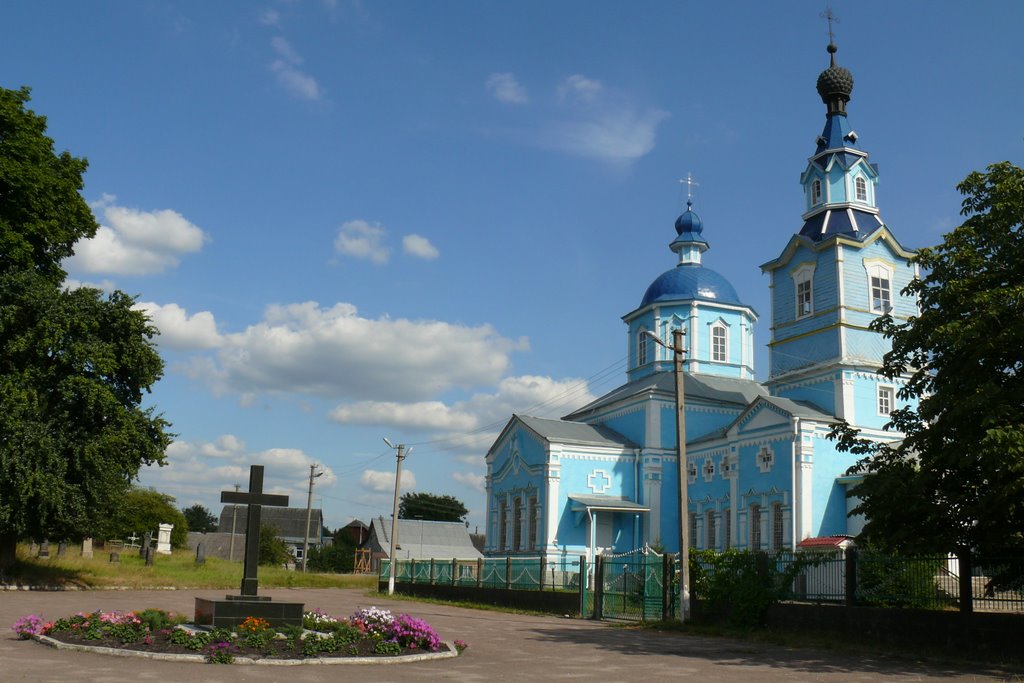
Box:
[485,425,548,554]
[770,328,841,376]
[809,437,860,537]
[771,371,837,414]
[600,407,647,448]
[552,451,638,554]
[827,167,847,203]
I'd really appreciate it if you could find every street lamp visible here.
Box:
[645,328,690,622]
[383,438,411,595]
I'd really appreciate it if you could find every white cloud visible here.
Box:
[486,72,528,105]
[558,74,603,102]
[136,301,222,350]
[270,37,322,101]
[402,234,439,260]
[331,401,477,430]
[360,468,416,493]
[137,435,337,513]
[547,107,670,163]
[193,301,527,402]
[258,8,279,25]
[335,220,390,264]
[64,277,117,293]
[452,471,485,493]
[67,197,208,276]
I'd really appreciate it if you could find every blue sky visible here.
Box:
[3,2,1021,533]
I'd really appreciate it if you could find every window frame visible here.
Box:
[750,504,762,550]
[527,496,538,550]
[705,510,716,550]
[791,263,816,319]
[711,323,728,363]
[771,503,784,550]
[498,500,508,552]
[512,496,522,551]
[637,327,648,366]
[854,176,867,202]
[864,260,895,314]
[877,384,895,416]
[811,178,822,205]
[723,509,731,550]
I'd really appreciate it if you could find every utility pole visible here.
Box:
[383,438,410,595]
[228,483,240,562]
[646,327,690,622]
[301,464,324,573]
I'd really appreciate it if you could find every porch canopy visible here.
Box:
[569,495,650,515]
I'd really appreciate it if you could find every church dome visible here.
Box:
[674,201,703,235]
[816,43,853,116]
[640,263,742,307]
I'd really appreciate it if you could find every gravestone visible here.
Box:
[195,543,205,565]
[81,538,93,559]
[28,541,37,556]
[109,552,119,564]
[140,532,151,558]
[144,546,154,566]
[38,540,49,558]
[57,541,67,557]
[194,465,303,628]
[156,524,173,554]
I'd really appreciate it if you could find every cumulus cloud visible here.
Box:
[452,471,485,493]
[135,301,222,350]
[486,72,528,104]
[258,8,279,25]
[189,301,527,402]
[558,74,603,102]
[66,195,207,276]
[546,107,670,163]
[335,220,390,264]
[270,36,322,101]
[137,434,337,511]
[402,234,439,260]
[360,468,417,493]
[331,401,477,430]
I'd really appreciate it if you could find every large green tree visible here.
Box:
[0,87,172,568]
[102,487,189,549]
[398,492,468,523]
[832,162,1024,565]
[182,504,218,533]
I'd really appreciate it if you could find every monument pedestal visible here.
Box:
[194,595,304,629]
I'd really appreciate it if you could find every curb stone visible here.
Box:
[32,634,459,665]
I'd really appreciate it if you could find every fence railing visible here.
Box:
[380,555,585,592]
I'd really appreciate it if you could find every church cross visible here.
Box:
[820,6,839,43]
[679,172,700,203]
[221,465,289,597]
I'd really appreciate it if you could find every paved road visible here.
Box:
[0,588,1015,682]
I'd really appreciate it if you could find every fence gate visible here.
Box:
[597,551,667,621]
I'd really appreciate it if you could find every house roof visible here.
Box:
[515,414,638,449]
[796,535,855,549]
[368,517,482,561]
[218,506,323,541]
[565,370,767,421]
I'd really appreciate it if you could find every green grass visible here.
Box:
[4,544,376,590]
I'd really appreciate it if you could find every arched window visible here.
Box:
[750,504,762,550]
[512,497,522,551]
[498,500,508,552]
[855,176,867,202]
[637,327,648,366]
[706,510,716,550]
[723,509,731,549]
[771,503,784,550]
[711,324,728,362]
[527,496,538,550]
[811,179,822,205]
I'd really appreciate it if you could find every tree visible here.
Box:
[0,87,172,569]
[832,162,1024,567]
[398,492,468,523]
[306,533,357,573]
[182,504,218,533]
[102,487,189,549]
[258,524,290,566]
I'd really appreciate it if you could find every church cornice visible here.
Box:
[761,227,915,274]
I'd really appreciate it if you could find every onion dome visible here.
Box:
[816,43,854,116]
[674,200,703,235]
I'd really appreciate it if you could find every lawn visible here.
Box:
[3,544,376,591]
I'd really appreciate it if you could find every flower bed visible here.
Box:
[12,606,465,664]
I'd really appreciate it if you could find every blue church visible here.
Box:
[484,42,918,564]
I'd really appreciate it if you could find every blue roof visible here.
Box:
[640,263,743,307]
[815,114,858,154]
[799,208,884,242]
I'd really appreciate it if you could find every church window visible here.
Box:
[811,179,822,205]
[757,445,774,474]
[855,176,867,202]
[771,503,784,550]
[703,458,715,482]
[723,509,731,549]
[527,496,538,550]
[637,327,649,366]
[687,461,697,484]
[792,263,815,319]
[878,385,895,416]
[512,497,522,551]
[706,510,716,550]
[750,504,762,550]
[689,513,698,549]
[711,324,728,362]
[864,261,894,314]
[498,501,508,552]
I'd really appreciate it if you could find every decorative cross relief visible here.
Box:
[703,459,715,482]
[757,446,775,474]
[587,469,612,494]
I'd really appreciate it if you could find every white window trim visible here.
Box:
[710,322,728,363]
[637,326,648,366]
[791,262,816,319]
[811,178,822,206]
[877,384,896,417]
[702,458,715,482]
[854,176,868,203]
[863,259,895,314]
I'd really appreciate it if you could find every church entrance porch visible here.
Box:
[568,495,650,569]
